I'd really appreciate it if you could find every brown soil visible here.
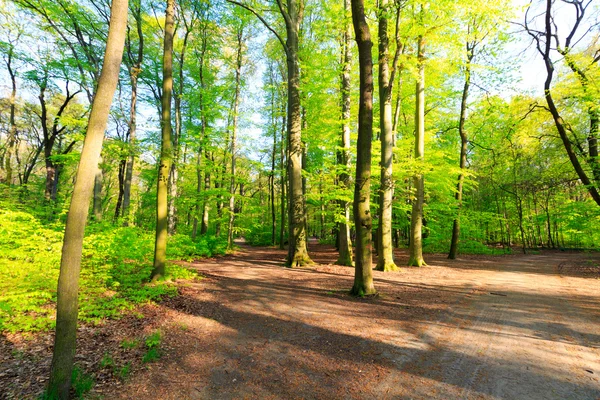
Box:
[2,243,600,399]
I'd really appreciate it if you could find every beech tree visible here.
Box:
[524,0,600,206]
[46,0,128,396]
[151,0,175,280]
[350,0,376,296]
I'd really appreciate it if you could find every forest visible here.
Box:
[0,0,599,398]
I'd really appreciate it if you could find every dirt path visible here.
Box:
[108,244,600,399]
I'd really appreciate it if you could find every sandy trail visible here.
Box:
[109,245,600,400]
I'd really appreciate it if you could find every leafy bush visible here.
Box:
[245,223,274,246]
[0,205,223,333]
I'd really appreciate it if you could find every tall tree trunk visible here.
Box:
[279,112,287,250]
[168,161,178,234]
[151,0,175,280]
[376,0,398,271]
[271,122,277,245]
[192,150,202,239]
[227,25,244,248]
[408,34,426,267]
[122,0,144,225]
[448,42,474,259]
[93,162,103,221]
[114,158,125,221]
[201,151,210,234]
[336,0,354,267]
[192,27,209,240]
[46,0,128,396]
[122,70,139,225]
[350,0,376,296]
[3,44,18,185]
[279,0,312,266]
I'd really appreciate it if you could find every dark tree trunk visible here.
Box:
[350,0,376,296]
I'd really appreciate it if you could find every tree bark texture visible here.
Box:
[336,0,353,267]
[280,0,312,266]
[151,0,175,280]
[46,0,128,396]
[448,42,474,259]
[408,35,426,267]
[376,0,398,272]
[350,0,376,296]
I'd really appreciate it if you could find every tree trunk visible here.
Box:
[3,44,18,185]
[93,163,103,221]
[151,0,175,280]
[46,0,128,396]
[279,111,287,250]
[376,0,398,271]
[122,1,144,226]
[114,158,125,221]
[350,0,376,296]
[534,0,600,206]
[448,42,474,259]
[336,0,353,266]
[227,25,244,248]
[408,34,426,267]
[192,28,209,240]
[281,0,312,267]
[271,122,277,245]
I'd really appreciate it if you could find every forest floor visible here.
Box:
[2,241,600,399]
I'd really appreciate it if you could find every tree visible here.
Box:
[227,18,246,248]
[376,0,402,271]
[408,29,426,267]
[228,0,312,266]
[121,0,145,224]
[0,5,24,185]
[336,0,353,267]
[350,0,376,296]
[46,0,128,396]
[151,0,175,281]
[524,0,600,206]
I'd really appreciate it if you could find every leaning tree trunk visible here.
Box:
[448,43,474,259]
[533,0,600,206]
[151,0,175,280]
[336,0,353,267]
[350,0,376,296]
[46,0,128,396]
[408,35,426,267]
[376,0,398,272]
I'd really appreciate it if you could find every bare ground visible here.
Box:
[2,243,600,399]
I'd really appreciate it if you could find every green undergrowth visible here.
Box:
[0,206,227,334]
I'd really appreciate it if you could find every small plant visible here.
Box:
[71,365,94,398]
[99,353,115,368]
[120,338,140,349]
[116,362,132,380]
[145,330,161,348]
[142,330,162,363]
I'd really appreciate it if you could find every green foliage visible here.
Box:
[167,234,227,261]
[142,330,162,363]
[245,223,275,246]
[120,338,140,349]
[0,202,217,334]
[71,365,94,398]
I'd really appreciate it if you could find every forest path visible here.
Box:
[113,243,600,400]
